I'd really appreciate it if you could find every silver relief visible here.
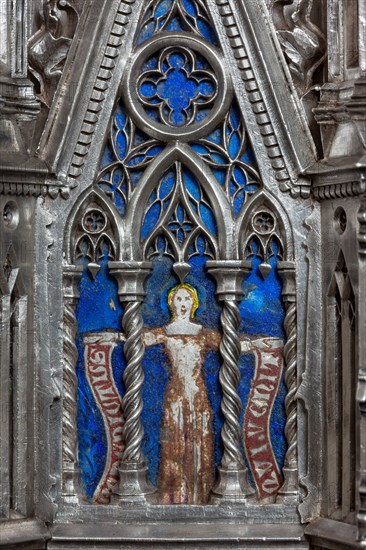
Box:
[276,261,298,503]
[1,0,365,549]
[357,198,366,542]
[207,261,255,503]
[61,266,83,504]
[270,0,326,97]
[109,262,158,504]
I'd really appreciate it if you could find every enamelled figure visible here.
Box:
[142,283,274,505]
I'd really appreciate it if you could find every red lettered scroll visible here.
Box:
[243,340,284,499]
[84,334,124,504]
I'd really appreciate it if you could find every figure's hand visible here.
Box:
[142,331,158,347]
[241,338,252,353]
[83,332,124,344]
[252,338,283,351]
[241,336,284,352]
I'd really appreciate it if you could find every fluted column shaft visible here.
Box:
[109,261,157,504]
[207,260,254,503]
[62,265,83,504]
[277,261,298,503]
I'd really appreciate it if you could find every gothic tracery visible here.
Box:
[1,0,365,548]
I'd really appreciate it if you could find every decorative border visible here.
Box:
[214,0,311,199]
[357,197,366,542]
[0,182,70,199]
[313,179,366,201]
[68,0,137,179]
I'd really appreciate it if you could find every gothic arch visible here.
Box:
[37,0,316,199]
[237,190,294,262]
[15,0,324,532]
[2,0,366,545]
[125,143,233,260]
[64,188,123,265]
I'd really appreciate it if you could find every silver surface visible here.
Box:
[62,266,83,505]
[109,262,158,504]
[276,261,298,504]
[0,0,365,548]
[207,261,255,503]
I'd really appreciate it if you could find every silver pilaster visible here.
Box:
[109,261,157,504]
[276,261,299,504]
[62,265,83,504]
[357,199,366,542]
[206,260,255,503]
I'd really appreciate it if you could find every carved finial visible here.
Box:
[173,262,191,282]
[87,263,100,280]
[258,262,272,279]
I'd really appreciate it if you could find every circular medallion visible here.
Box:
[252,211,276,235]
[82,209,107,234]
[124,33,232,142]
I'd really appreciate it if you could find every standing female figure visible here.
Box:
[143,284,220,504]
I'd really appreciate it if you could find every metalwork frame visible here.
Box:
[0,0,365,548]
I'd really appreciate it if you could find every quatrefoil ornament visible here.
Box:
[138,47,217,128]
[124,33,232,142]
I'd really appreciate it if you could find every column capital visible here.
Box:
[206,260,252,301]
[277,261,296,302]
[109,261,153,302]
[63,265,83,300]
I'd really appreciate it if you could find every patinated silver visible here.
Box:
[62,265,83,505]
[208,261,255,503]
[1,0,365,548]
[109,261,157,503]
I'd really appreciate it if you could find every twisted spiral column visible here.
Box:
[277,261,299,503]
[109,261,157,504]
[121,301,145,462]
[62,265,83,504]
[207,261,254,503]
[219,300,244,467]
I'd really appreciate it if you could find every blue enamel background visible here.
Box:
[76,248,286,497]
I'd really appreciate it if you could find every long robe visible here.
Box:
[147,327,218,504]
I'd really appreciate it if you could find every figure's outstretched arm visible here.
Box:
[205,329,221,350]
[240,335,254,353]
[142,327,165,347]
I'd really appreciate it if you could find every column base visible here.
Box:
[210,466,256,504]
[112,462,157,505]
[276,467,299,504]
[62,465,81,505]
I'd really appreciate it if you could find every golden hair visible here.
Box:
[167,283,199,319]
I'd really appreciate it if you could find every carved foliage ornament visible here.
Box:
[271,0,326,96]
[28,0,83,107]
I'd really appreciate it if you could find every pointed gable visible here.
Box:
[38,0,316,199]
